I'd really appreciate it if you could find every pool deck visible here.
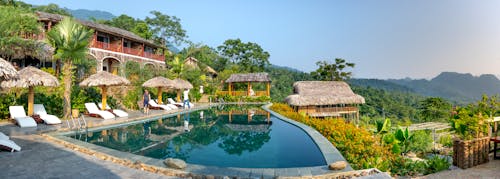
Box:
[0,103,390,178]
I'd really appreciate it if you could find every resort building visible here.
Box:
[218,73,271,97]
[183,57,218,79]
[285,81,365,120]
[17,11,166,76]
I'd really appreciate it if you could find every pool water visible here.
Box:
[70,105,326,168]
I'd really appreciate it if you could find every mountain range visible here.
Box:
[351,72,500,104]
[66,8,115,21]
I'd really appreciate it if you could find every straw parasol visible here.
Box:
[142,76,175,104]
[172,78,193,102]
[1,66,59,115]
[0,57,18,81]
[79,71,130,111]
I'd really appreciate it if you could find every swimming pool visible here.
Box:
[69,105,327,168]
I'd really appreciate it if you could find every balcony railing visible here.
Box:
[123,46,141,56]
[144,51,165,61]
[92,41,164,62]
[94,41,121,52]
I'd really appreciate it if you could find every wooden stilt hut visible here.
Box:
[220,73,271,97]
[285,81,365,121]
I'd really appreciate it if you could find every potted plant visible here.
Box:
[450,106,490,169]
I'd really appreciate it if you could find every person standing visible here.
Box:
[142,89,151,114]
[183,88,191,109]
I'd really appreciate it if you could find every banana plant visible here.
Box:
[395,127,413,153]
[376,118,392,144]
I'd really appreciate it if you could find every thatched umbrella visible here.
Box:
[0,57,18,81]
[79,71,130,111]
[142,77,175,104]
[1,66,59,115]
[173,78,193,102]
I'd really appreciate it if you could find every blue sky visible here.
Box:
[24,0,500,79]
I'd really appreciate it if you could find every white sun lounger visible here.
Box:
[0,138,21,152]
[97,102,128,117]
[9,106,37,128]
[153,99,178,110]
[33,104,62,125]
[84,103,115,120]
[167,98,194,108]
[149,100,172,110]
[0,132,9,140]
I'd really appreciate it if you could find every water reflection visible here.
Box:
[184,111,190,132]
[71,105,327,167]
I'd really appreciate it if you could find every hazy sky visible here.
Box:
[23,0,500,79]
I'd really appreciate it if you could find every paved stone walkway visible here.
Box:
[0,135,178,179]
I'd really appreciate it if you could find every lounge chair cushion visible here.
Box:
[9,106,37,128]
[168,98,194,108]
[33,104,62,125]
[84,103,115,120]
[111,109,128,117]
[0,138,21,152]
[149,101,171,110]
[97,102,128,117]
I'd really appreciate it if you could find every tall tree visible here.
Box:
[417,97,451,122]
[131,22,153,40]
[217,39,270,72]
[46,18,93,119]
[101,14,137,31]
[311,58,355,81]
[145,11,187,46]
[0,6,43,61]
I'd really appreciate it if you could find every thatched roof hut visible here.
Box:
[1,66,58,88]
[285,81,365,106]
[183,57,199,69]
[79,71,130,87]
[205,66,217,75]
[142,77,175,88]
[36,11,162,49]
[225,73,271,83]
[0,57,18,81]
[183,57,218,75]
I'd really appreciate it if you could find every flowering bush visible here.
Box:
[270,103,397,170]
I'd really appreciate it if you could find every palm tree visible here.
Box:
[46,18,93,119]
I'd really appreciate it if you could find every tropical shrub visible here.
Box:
[270,103,397,171]
[424,155,450,174]
[450,107,489,140]
[0,93,17,120]
[390,158,427,177]
[408,130,433,153]
[438,134,453,147]
[217,94,271,103]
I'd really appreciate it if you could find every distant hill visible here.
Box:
[388,72,500,103]
[66,8,115,21]
[348,79,414,93]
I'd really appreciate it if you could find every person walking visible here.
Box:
[183,88,191,109]
[142,89,151,114]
